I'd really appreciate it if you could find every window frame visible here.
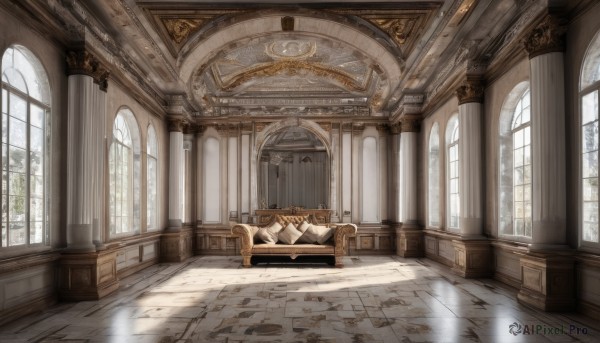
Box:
[428,122,441,229]
[498,85,532,242]
[579,31,600,253]
[108,109,141,239]
[446,115,460,232]
[146,124,158,231]
[1,46,50,249]
[580,86,600,252]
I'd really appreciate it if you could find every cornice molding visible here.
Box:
[523,14,566,59]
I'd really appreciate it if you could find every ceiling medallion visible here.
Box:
[162,18,206,45]
[265,40,317,60]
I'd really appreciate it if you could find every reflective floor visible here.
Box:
[0,256,598,342]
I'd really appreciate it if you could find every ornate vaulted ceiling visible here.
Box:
[4,0,566,120]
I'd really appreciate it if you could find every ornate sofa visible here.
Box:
[231,214,357,268]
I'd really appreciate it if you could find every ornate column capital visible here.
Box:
[523,14,566,59]
[456,79,484,105]
[399,116,421,133]
[167,116,186,132]
[66,49,110,91]
[390,123,402,135]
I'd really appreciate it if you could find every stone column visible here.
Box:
[167,117,184,229]
[396,117,423,257]
[390,124,401,224]
[60,49,118,301]
[517,14,574,311]
[161,118,193,262]
[451,79,491,278]
[65,50,108,252]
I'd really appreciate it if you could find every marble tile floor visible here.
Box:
[0,255,598,343]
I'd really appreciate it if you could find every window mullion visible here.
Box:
[26,102,30,245]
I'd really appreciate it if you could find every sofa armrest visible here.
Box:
[231,224,254,256]
[333,223,357,255]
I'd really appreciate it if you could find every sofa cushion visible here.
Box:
[297,224,333,244]
[255,222,283,244]
[296,221,310,234]
[278,222,303,244]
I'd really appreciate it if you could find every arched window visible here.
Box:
[446,115,459,230]
[499,83,532,239]
[109,109,140,236]
[428,123,440,227]
[581,31,600,249]
[147,124,158,230]
[1,45,50,247]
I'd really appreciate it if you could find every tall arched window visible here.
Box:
[499,83,532,239]
[1,45,50,247]
[109,109,140,236]
[581,30,600,249]
[147,124,158,230]
[446,115,459,230]
[428,123,440,227]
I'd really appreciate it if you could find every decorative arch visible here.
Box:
[255,118,332,158]
[581,29,600,91]
[255,119,331,210]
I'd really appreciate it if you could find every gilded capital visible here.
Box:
[523,15,566,59]
[167,117,185,132]
[456,79,484,105]
[66,49,109,90]
[400,118,420,133]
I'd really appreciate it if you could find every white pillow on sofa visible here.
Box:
[278,222,303,244]
[255,222,283,244]
[297,224,333,244]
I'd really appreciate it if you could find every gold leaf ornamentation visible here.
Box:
[162,18,206,45]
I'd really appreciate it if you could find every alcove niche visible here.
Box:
[257,126,330,209]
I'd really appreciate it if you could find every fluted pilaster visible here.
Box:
[168,117,185,229]
[457,81,483,237]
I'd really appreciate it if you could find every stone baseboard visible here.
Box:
[396,225,423,257]
[58,250,119,301]
[161,227,194,262]
[518,251,575,311]
[452,239,492,278]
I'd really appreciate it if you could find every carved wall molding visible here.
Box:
[523,14,566,59]
[456,79,485,105]
[162,18,206,45]
[318,122,332,132]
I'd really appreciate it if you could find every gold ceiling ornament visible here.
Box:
[370,18,417,46]
[220,60,369,92]
[162,18,207,45]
